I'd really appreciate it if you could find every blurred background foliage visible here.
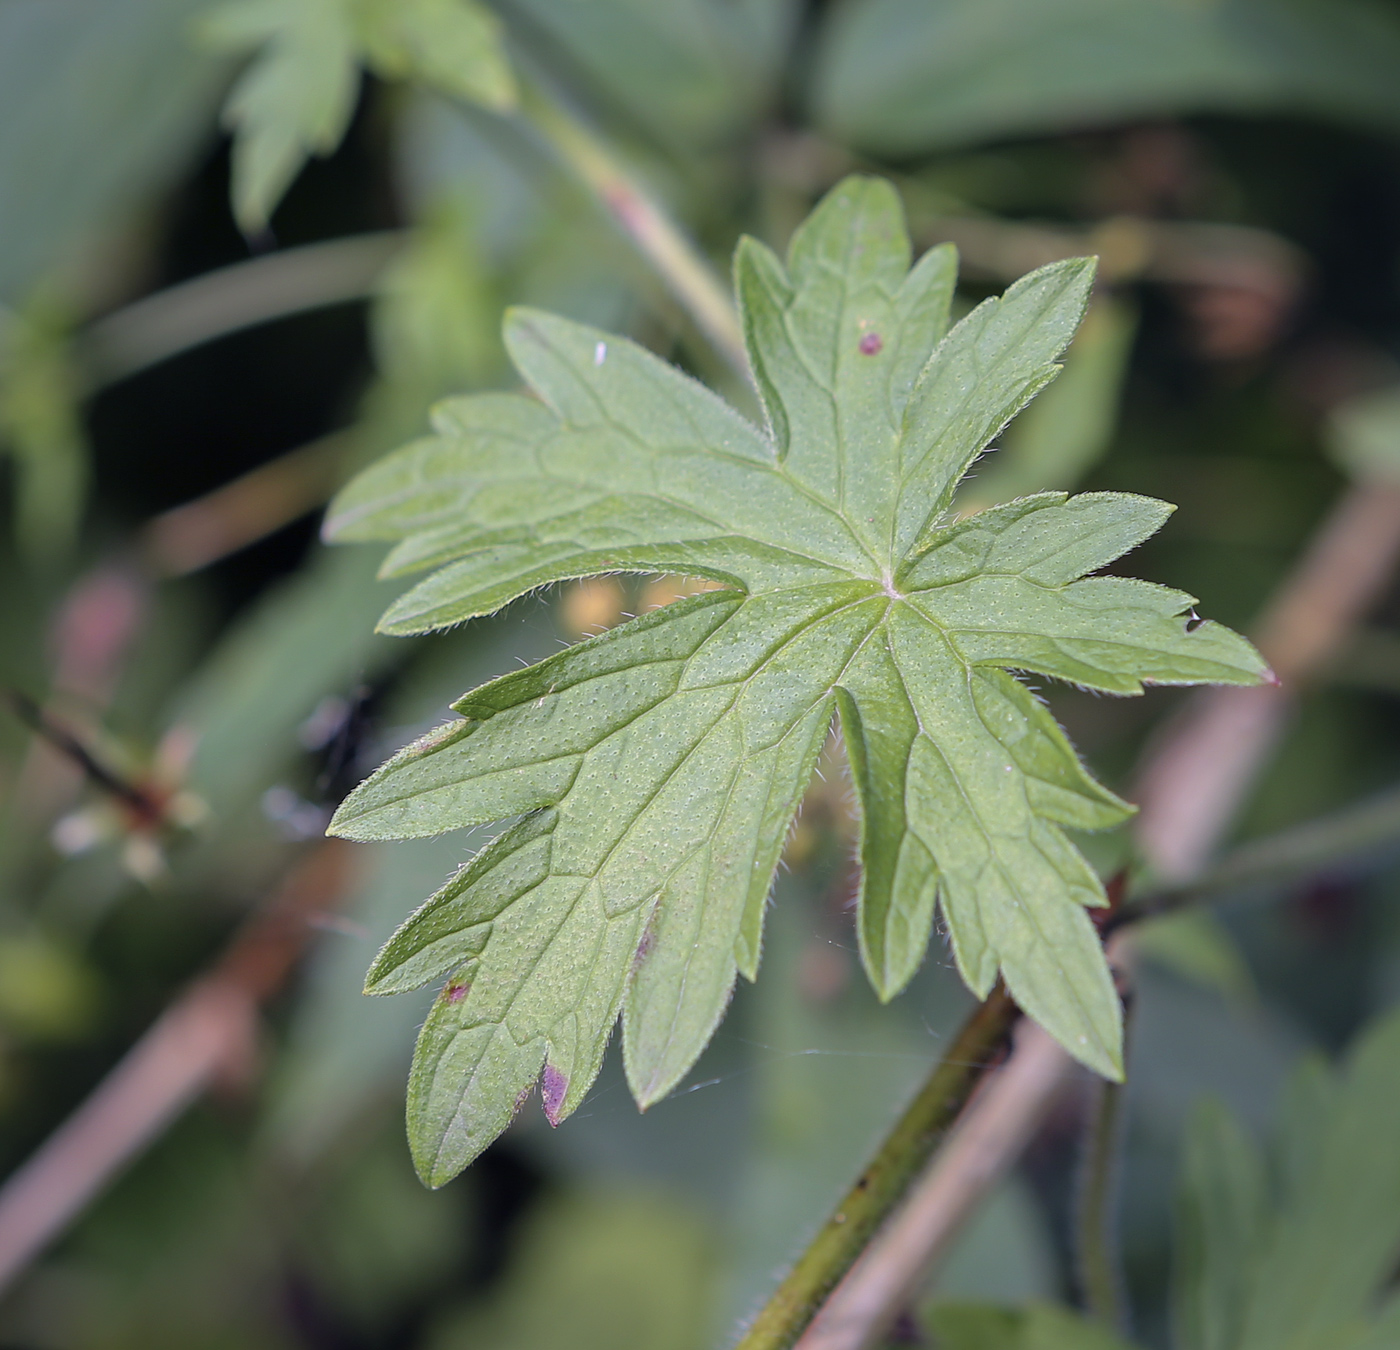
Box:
[3,1,1400,1347]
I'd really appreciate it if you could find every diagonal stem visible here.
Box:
[516,80,749,378]
[1074,1013,1132,1333]
[733,986,1020,1350]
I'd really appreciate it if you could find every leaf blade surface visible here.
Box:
[328,175,1265,1179]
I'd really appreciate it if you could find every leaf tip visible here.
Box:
[541,1062,568,1126]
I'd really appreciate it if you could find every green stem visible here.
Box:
[733,986,1020,1350]
[1075,1045,1130,1331]
[736,778,1400,1350]
[79,233,404,388]
[517,82,749,378]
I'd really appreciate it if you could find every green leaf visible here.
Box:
[923,1303,1024,1350]
[0,294,88,561]
[1173,1101,1267,1350]
[203,0,513,231]
[961,297,1136,508]
[1355,1292,1400,1350]
[1134,909,1256,1003]
[0,0,225,306]
[1171,1009,1400,1350]
[505,0,796,148]
[202,0,360,232]
[811,0,1400,157]
[355,0,515,111]
[1236,1007,1400,1350]
[1020,1305,1139,1350]
[424,1189,714,1350]
[326,175,1266,1182]
[1326,383,1400,487]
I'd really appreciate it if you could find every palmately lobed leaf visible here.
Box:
[325,175,1268,1185]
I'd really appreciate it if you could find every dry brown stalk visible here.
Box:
[0,839,355,1295]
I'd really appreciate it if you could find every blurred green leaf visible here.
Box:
[356,0,514,111]
[811,0,1400,155]
[508,0,795,147]
[1172,1007,1400,1350]
[426,1189,715,1350]
[296,1125,469,1332]
[367,194,503,402]
[1135,910,1257,1003]
[923,1301,1139,1350]
[923,1303,1024,1350]
[1326,384,1400,487]
[1354,1293,1400,1350]
[0,296,87,562]
[1237,1007,1400,1350]
[0,0,225,305]
[1174,1100,1267,1350]
[0,931,100,1041]
[202,0,361,232]
[203,0,513,230]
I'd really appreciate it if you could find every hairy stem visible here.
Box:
[518,82,749,377]
[798,1021,1075,1350]
[733,986,1020,1350]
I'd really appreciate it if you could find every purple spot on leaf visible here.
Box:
[443,981,470,1005]
[541,1063,568,1126]
[632,916,657,973]
[859,332,883,356]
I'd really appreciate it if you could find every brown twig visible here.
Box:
[0,840,356,1295]
[2,689,165,827]
[924,214,1305,298]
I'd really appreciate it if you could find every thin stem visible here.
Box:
[517,81,749,378]
[1110,777,1400,936]
[0,841,354,1295]
[79,233,404,388]
[1075,1035,1131,1332]
[733,986,1020,1350]
[140,431,351,577]
[799,1021,1075,1350]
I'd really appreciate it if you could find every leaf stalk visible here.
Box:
[733,985,1020,1350]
